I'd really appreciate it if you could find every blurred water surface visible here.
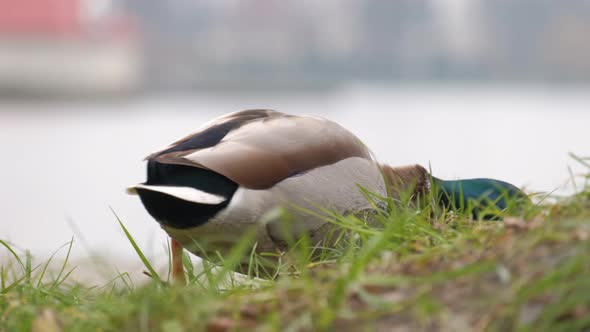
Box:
[1,84,589,262]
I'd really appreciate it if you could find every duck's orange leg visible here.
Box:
[171,238,186,285]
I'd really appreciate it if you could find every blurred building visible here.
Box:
[126,0,590,91]
[0,0,141,96]
[478,0,590,81]
[1,0,590,96]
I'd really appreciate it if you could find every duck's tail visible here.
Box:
[126,184,226,205]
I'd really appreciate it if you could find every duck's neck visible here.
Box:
[379,164,431,199]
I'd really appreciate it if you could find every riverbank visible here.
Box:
[1,162,588,331]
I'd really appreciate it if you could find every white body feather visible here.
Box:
[162,157,387,256]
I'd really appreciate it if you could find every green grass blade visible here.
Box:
[0,240,26,273]
[110,207,162,285]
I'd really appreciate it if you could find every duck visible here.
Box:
[127,109,528,282]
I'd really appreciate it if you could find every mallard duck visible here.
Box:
[128,109,527,282]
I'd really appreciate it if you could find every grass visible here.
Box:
[1,157,589,331]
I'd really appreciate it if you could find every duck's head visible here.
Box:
[432,177,530,220]
[381,164,530,219]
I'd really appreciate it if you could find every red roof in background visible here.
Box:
[0,0,81,36]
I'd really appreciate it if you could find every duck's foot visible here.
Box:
[171,238,186,285]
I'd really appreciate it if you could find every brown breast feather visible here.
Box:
[147,109,374,189]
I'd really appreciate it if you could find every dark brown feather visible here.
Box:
[147,110,374,189]
[380,164,430,198]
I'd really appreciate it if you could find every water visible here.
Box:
[1,84,589,264]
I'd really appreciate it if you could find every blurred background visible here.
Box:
[1,0,589,277]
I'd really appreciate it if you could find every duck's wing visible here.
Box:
[146,109,373,189]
